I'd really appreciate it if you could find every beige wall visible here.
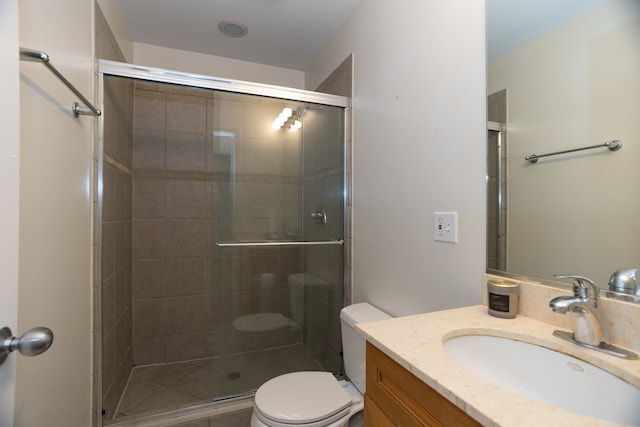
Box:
[17,0,95,426]
[307,0,487,316]
[95,0,133,62]
[488,0,640,286]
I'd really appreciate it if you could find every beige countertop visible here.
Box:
[356,305,640,427]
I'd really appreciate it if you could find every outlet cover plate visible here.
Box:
[434,212,457,243]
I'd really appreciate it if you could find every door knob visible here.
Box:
[0,326,53,366]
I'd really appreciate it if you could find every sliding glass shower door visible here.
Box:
[100,61,348,421]
[210,92,345,398]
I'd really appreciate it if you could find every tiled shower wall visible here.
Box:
[131,82,216,365]
[131,84,305,366]
[96,5,135,419]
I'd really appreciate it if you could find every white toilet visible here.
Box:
[251,303,391,427]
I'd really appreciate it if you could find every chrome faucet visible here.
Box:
[550,275,608,346]
[550,274,638,359]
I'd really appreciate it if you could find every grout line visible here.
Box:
[112,367,136,421]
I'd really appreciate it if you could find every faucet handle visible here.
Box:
[554,274,600,302]
[608,268,639,296]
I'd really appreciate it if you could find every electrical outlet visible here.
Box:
[434,212,457,243]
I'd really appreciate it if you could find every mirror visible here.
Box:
[486,0,640,293]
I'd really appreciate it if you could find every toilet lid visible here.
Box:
[255,371,351,425]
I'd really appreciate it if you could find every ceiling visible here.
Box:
[487,0,607,60]
[115,0,360,71]
[112,0,608,71]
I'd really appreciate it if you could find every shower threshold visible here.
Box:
[104,394,255,427]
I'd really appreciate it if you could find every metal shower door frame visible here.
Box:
[95,60,350,423]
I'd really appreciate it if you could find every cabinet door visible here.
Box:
[364,394,396,427]
[365,343,481,427]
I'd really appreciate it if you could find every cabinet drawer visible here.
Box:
[365,342,481,427]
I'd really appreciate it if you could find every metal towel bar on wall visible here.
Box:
[525,140,622,164]
[215,239,344,248]
[19,48,102,117]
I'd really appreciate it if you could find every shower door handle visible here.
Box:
[215,239,344,248]
[0,326,54,366]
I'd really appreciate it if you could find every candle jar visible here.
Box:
[487,279,519,319]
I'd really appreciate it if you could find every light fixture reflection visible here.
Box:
[272,107,301,131]
[289,119,302,131]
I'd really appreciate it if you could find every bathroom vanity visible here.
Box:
[358,276,640,427]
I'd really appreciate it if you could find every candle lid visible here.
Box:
[488,279,518,288]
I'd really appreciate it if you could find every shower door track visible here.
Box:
[98,60,349,107]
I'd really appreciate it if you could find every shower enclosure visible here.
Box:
[487,89,508,272]
[98,62,348,423]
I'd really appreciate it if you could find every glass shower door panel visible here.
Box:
[301,105,345,376]
[211,93,335,398]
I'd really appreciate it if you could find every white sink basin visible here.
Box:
[443,335,640,425]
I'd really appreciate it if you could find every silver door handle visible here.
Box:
[0,326,53,366]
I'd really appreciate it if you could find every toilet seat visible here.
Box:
[254,371,352,427]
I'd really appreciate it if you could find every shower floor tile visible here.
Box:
[113,344,324,421]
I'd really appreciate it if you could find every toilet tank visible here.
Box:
[340,303,391,394]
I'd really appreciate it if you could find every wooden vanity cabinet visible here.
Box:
[364,342,482,427]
